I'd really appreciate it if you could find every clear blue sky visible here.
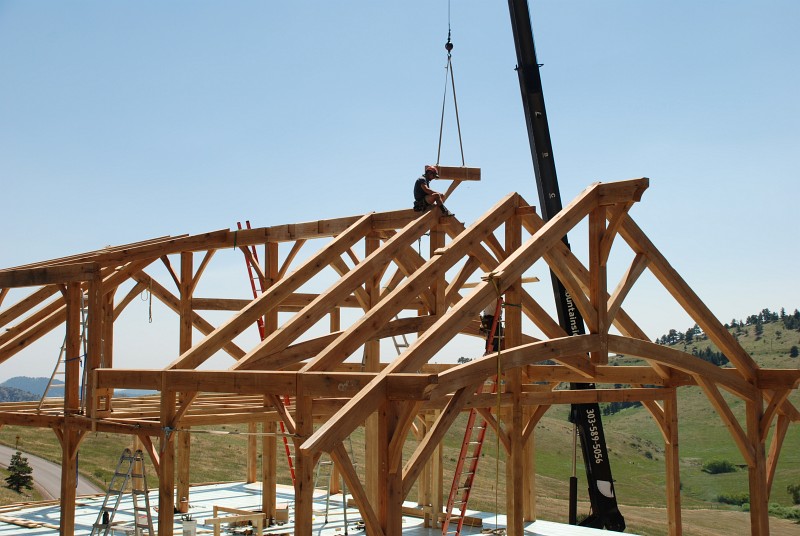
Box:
[1,1,798,379]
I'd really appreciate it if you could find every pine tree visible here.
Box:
[5,451,33,493]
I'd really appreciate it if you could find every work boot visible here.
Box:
[440,205,454,217]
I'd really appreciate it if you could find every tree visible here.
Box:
[790,346,799,358]
[5,451,33,493]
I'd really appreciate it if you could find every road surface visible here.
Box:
[0,444,102,499]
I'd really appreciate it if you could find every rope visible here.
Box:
[436,7,466,167]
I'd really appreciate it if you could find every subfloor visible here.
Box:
[0,481,624,535]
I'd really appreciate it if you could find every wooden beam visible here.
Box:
[168,213,373,370]
[0,262,99,288]
[301,193,519,374]
[617,215,759,381]
[234,211,438,371]
[436,166,481,182]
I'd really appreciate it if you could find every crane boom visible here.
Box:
[506,0,625,530]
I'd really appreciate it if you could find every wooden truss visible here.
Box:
[1,177,798,536]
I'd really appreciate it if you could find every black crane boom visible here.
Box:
[506,0,625,531]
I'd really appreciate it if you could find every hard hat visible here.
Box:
[425,165,439,176]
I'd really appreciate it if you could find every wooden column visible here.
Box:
[58,426,82,535]
[504,210,524,535]
[262,418,277,519]
[523,405,536,521]
[664,389,682,536]
[364,236,382,509]
[263,241,279,514]
[158,389,177,536]
[59,282,82,535]
[746,399,770,535]
[176,252,193,510]
[86,275,103,417]
[589,206,608,364]
[329,307,343,495]
[384,402,404,536]
[102,288,115,385]
[293,386,314,535]
[247,422,258,483]
[418,414,432,527]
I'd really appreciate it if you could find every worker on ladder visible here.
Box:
[413,165,454,216]
[480,300,503,354]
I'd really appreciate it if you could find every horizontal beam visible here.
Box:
[0,263,99,288]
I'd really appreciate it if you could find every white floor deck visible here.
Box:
[0,481,626,535]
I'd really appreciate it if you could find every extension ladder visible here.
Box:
[442,298,503,536]
[236,220,296,485]
[38,290,89,412]
[312,439,355,530]
[390,314,410,355]
[91,448,154,536]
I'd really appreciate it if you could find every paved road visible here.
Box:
[0,444,103,499]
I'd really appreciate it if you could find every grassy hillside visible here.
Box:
[0,316,798,534]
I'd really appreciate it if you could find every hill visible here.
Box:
[0,308,798,533]
[0,377,62,398]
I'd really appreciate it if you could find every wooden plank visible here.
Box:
[436,166,481,182]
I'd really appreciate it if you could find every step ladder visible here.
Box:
[237,220,296,486]
[38,291,89,411]
[91,448,154,536]
[442,298,503,536]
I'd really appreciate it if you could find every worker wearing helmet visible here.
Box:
[413,165,454,216]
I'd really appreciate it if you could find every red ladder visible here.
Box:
[442,298,503,535]
[236,221,296,485]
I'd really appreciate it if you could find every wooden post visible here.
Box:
[384,401,404,536]
[364,236,381,509]
[589,206,608,364]
[294,387,314,536]
[522,405,536,521]
[418,413,432,527]
[329,307,343,495]
[158,389,177,536]
[86,275,103,417]
[263,242,279,514]
[746,399,770,535]
[504,210,524,535]
[64,283,82,413]
[58,427,82,535]
[247,422,258,483]
[176,252,193,510]
[59,282,82,535]
[664,389,682,536]
[262,417,277,520]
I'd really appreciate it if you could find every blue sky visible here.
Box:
[1,1,799,379]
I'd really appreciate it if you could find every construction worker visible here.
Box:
[413,165,454,216]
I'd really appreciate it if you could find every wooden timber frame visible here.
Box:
[0,177,799,536]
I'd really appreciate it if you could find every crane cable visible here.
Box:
[436,2,466,167]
